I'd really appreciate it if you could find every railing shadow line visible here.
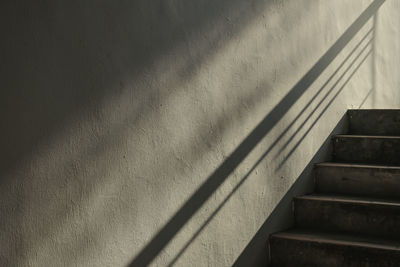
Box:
[275,38,372,158]
[232,114,348,267]
[277,48,372,170]
[166,28,374,267]
[129,1,385,266]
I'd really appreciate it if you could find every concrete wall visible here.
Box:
[1,0,399,266]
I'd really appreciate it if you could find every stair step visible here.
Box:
[333,135,400,165]
[269,229,400,266]
[348,109,400,135]
[315,162,400,198]
[294,195,400,239]
[269,109,400,264]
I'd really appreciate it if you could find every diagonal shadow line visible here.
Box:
[277,49,372,170]
[275,39,372,158]
[129,1,384,266]
[166,125,278,265]
[166,30,374,267]
[267,29,372,162]
[370,13,378,106]
[358,88,374,109]
[232,114,348,267]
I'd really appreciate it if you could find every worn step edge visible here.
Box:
[333,134,400,139]
[295,194,400,207]
[271,229,400,251]
[332,135,400,165]
[314,162,400,198]
[348,109,400,111]
[315,162,400,170]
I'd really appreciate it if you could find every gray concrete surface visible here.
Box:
[0,0,399,266]
[315,162,400,199]
[348,109,400,135]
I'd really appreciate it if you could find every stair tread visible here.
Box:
[295,194,400,206]
[334,134,400,139]
[271,229,400,251]
[315,162,400,169]
[270,110,400,263]
[348,109,400,111]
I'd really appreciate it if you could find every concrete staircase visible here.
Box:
[269,110,400,267]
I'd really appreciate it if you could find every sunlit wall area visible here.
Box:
[0,0,399,266]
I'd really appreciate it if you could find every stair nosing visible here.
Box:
[348,109,400,111]
[333,134,400,139]
[295,194,400,207]
[271,230,400,252]
[315,162,400,170]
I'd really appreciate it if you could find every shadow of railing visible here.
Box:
[129,0,385,266]
[166,23,374,267]
[234,8,382,267]
[276,38,372,170]
[275,4,381,169]
[268,28,372,162]
[232,114,348,267]
[359,11,379,109]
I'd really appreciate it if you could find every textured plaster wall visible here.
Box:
[1,0,399,266]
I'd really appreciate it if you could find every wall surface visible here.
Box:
[1,0,399,266]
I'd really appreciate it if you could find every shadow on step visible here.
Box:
[232,114,348,267]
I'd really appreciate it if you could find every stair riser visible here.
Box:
[295,199,400,239]
[315,165,400,198]
[269,236,400,267]
[333,137,400,165]
[348,110,400,135]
